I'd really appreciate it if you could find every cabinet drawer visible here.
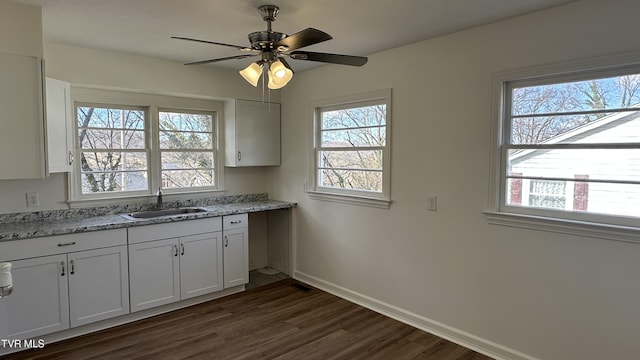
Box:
[223,213,248,230]
[0,228,127,262]
[128,217,222,244]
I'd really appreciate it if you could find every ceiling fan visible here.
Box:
[172,4,368,89]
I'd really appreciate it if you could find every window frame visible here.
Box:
[487,51,640,243]
[307,89,392,209]
[69,87,224,204]
[75,102,150,197]
[157,108,217,190]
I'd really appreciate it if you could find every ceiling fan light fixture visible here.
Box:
[239,62,264,87]
[267,59,293,89]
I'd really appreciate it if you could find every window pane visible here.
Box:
[321,105,386,130]
[319,150,383,170]
[319,169,382,192]
[159,131,212,150]
[159,112,212,133]
[77,107,144,130]
[79,129,145,149]
[162,169,214,188]
[512,74,640,116]
[161,151,214,170]
[508,148,640,183]
[507,180,640,217]
[511,111,640,144]
[81,171,147,193]
[80,151,147,172]
[321,127,386,147]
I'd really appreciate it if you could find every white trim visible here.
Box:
[484,211,640,244]
[294,271,538,360]
[69,87,225,201]
[306,190,391,209]
[488,49,640,232]
[308,89,392,205]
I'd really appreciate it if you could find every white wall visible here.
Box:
[271,0,640,359]
[0,41,278,214]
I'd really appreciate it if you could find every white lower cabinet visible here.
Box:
[0,254,70,339]
[127,217,223,312]
[223,214,249,289]
[0,229,129,339]
[68,246,130,327]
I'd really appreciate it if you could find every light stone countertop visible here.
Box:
[0,194,295,242]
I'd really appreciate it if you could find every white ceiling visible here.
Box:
[16,0,577,72]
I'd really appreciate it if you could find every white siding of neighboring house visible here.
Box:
[510,112,640,217]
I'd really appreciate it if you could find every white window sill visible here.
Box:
[483,211,640,244]
[306,191,391,209]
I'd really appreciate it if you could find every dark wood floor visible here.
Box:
[5,279,493,360]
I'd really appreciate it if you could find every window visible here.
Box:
[71,88,222,202]
[489,54,640,235]
[308,89,391,208]
[76,104,148,195]
[158,110,216,189]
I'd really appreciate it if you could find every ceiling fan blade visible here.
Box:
[289,51,368,66]
[274,28,332,52]
[172,36,253,52]
[185,54,258,65]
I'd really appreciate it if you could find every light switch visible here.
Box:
[427,195,437,211]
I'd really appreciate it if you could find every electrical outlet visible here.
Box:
[26,192,40,207]
[427,195,438,211]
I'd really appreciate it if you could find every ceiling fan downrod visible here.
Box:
[259,5,279,32]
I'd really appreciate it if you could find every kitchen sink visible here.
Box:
[121,207,208,220]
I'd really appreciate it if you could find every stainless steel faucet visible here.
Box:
[156,187,163,210]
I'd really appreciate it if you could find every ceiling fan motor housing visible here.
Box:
[248,31,286,50]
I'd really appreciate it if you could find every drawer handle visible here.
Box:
[57,241,77,247]
[230,220,242,224]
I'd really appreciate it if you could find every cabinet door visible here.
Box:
[0,255,69,339]
[180,232,223,299]
[46,77,73,173]
[128,239,180,312]
[223,227,249,288]
[0,52,46,179]
[68,246,130,327]
[235,100,280,166]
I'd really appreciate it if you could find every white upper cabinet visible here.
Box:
[0,1,46,180]
[46,77,74,173]
[225,99,281,167]
[0,52,46,179]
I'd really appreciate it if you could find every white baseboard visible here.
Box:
[294,271,537,360]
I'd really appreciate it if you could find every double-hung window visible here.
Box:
[309,89,391,208]
[158,110,216,189]
[71,88,222,202]
[490,54,640,236]
[76,104,148,195]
